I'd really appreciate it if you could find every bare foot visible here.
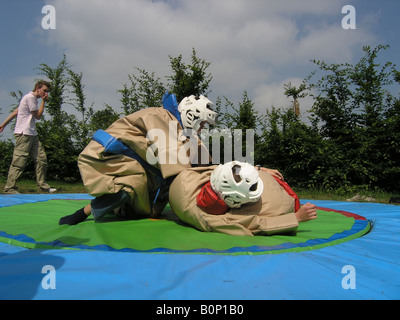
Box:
[295,203,318,222]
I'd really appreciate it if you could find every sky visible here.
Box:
[1,0,399,141]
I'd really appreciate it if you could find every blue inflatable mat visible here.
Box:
[0,194,399,300]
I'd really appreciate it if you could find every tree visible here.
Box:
[35,56,82,181]
[88,106,120,134]
[119,68,166,115]
[383,98,400,191]
[2,46,398,193]
[0,55,109,182]
[219,91,260,130]
[0,140,14,178]
[258,107,336,190]
[210,91,262,164]
[119,49,213,115]
[168,48,213,102]
[284,82,308,116]
[37,55,69,122]
[307,44,399,191]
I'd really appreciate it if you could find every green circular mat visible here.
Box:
[0,199,371,255]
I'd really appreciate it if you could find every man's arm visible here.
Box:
[32,93,48,120]
[0,108,19,133]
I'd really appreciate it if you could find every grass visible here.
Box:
[0,179,398,205]
[0,179,87,194]
[296,188,398,205]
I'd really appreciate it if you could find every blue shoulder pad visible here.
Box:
[92,130,131,155]
[162,91,182,125]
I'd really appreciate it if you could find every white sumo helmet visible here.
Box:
[210,161,264,208]
[178,95,217,132]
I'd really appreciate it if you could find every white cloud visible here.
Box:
[254,77,312,110]
[295,22,377,65]
[41,0,377,116]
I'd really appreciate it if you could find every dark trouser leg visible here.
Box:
[90,190,131,221]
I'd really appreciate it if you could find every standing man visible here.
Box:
[0,80,56,194]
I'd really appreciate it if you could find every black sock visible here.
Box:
[59,208,88,225]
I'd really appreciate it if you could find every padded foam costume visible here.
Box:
[78,92,210,218]
[169,166,300,236]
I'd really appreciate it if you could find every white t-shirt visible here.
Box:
[14,92,39,136]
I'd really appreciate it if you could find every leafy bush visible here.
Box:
[1,45,399,194]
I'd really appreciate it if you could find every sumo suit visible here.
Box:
[78,101,211,220]
[169,166,300,236]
